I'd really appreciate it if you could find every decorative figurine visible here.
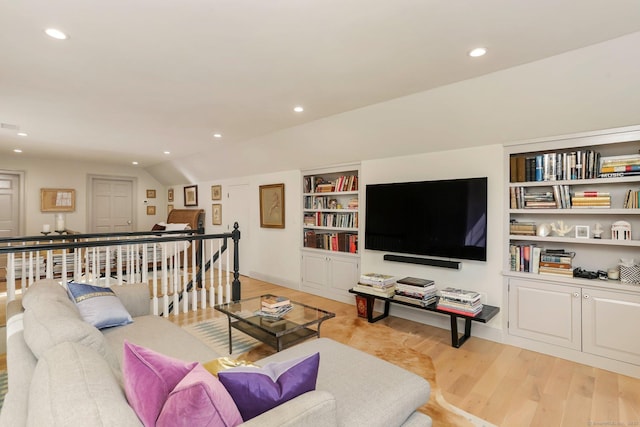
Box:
[592,223,604,239]
[551,221,574,237]
[611,221,632,240]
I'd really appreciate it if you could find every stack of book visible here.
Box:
[538,250,575,277]
[599,154,640,178]
[353,273,396,298]
[571,191,610,208]
[256,296,293,319]
[394,277,437,306]
[509,221,536,236]
[436,287,483,317]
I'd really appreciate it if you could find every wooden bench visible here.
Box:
[348,288,499,348]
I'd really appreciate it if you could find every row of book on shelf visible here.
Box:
[510,187,612,209]
[354,273,483,317]
[303,211,358,228]
[509,245,575,277]
[303,230,357,253]
[303,175,358,193]
[510,151,640,183]
[304,196,359,210]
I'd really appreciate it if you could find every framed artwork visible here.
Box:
[212,204,222,225]
[184,185,198,206]
[167,204,174,212]
[146,189,156,198]
[40,188,76,212]
[575,225,590,239]
[146,205,156,215]
[259,183,285,228]
[211,185,222,200]
[168,188,174,202]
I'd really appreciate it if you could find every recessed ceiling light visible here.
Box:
[163,151,170,155]
[132,161,139,165]
[17,132,28,137]
[213,133,222,139]
[469,47,487,57]
[45,28,68,40]
[13,149,22,153]
[293,106,304,113]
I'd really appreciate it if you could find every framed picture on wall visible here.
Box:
[259,183,285,228]
[40,188,76,212]
[168,188,174,202]
[146,189,156,198]
[146,205,156,215]
[167,204,174,213]
[211,185,222,200]
[184,185,198,206]
[212,204,222,225]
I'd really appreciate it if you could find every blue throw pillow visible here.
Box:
[67,282,133,329]
[218,352,319,421]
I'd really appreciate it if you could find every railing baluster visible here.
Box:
[217,240,223,305]
[209,239,215,307]
[152,244,158,315]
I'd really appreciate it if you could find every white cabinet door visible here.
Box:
[327,254,359,293]
[583,289,640,365]
[508,278,582,350]
[301,252,329,290]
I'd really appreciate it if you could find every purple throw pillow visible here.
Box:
[157,364,243,427]
[218,352,320,421]
[122,340,198,427]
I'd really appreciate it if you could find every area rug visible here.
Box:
[0,370,7,412]
[182,317,260,357]
[242,317,495,427]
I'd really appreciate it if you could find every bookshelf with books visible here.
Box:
[504,125,640,373]
[301,164,361,303]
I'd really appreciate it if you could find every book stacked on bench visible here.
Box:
[437,287,483,317]
[394,277,437,307]
[353,273,396,298]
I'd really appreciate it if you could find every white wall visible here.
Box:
[361,145,504,338]
[0,156,165,234]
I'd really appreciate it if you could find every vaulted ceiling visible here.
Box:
[2,1,640,173]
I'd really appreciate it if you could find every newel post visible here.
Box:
[231,222,241,301]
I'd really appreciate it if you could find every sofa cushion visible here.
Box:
[67,281,133,329]
[23,302,120,375]
[156,364,242,427]
[218,352,320,421]
[22,278,78,315]
[27,341,140,427]
[123,340,198,427]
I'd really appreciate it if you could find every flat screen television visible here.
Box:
[365,177,488,261]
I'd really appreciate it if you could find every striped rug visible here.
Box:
[0,370,7,412]
[182,317,260,357]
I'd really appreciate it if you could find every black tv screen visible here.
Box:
[365,177,488,261]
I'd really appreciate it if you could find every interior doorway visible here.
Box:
[0,172,23,237]
[88,176,136,233]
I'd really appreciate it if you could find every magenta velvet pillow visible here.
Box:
[218,352,320,421]
[156,364,242,427]
[122,340,198,427]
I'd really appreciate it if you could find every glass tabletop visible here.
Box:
[214,294,335,336]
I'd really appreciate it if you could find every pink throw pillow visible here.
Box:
[122,340,197,427]
[157,364,242,427]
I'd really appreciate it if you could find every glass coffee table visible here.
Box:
[215,295,335,352]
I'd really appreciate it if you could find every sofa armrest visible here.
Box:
[111,283,151,317]
[239,390,337,427]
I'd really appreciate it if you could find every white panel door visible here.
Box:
[91,178,134,233]
[328,254,359,293]
[508,278,582,350]
[583,289,640,365]
[301,252,328,290]
[0,173,20,237]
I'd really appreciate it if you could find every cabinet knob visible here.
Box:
[584,294,590,299]
[573,292,580,298]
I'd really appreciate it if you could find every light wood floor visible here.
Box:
[4,275,640,426]
[171,276,640,427]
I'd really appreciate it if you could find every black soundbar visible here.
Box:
[383,254,461,270]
